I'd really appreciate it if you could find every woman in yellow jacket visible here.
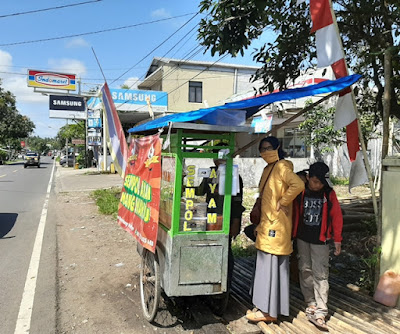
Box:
[246,136,305,323]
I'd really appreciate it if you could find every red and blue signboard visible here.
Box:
[28,69,76,90]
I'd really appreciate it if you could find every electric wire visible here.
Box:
[113,45,206,110]
[169,28,200,59]
[0,12,196,47]
[0,0,102,19]
[114,26,203,91]
[110,12,199,85]
[122,54,229,113]
[0,68,257,82]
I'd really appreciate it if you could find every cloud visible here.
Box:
[5,77,48,104]
[151,8,171,19]
[47,58,87,77]
[0,50,90,138]
[0,49,47,104]
[122,77,141,89]
[0,49,12,70]
[65,37,90,48]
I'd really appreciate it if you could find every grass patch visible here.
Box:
[91,187,121,216]
[330,176,349,185]
[85,171,115,175]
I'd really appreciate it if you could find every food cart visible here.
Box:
[119,74,363,322]
[128,121,253,322]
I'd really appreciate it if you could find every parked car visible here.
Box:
[24,152,40,168]
[59,154,75,167]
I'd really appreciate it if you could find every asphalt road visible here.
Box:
[0,156,57,334]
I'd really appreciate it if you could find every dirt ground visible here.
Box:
[55,186,250,334]
[56,189,203,334]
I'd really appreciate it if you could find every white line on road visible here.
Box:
[14,160,56,334]
[0,174,6,178]
[13,169,18,173]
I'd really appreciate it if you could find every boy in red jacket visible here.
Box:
[292,162,343,330]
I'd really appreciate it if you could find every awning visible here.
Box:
[128,74,361,134]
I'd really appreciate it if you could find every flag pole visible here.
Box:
[327,0,379,225]
[92,47,107,83]
[91,47,108,172]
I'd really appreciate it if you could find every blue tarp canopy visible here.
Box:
[128,74,361,134]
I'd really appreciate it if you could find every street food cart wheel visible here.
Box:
[140,249,161,322]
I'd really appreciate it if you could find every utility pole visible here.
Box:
[382,48,392,160]
[65,119,69,166]
[376,47,392,288]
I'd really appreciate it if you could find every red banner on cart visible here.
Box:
[117,134,162,253]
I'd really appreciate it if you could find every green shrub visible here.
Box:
[362,217,377,235]
[359,246,381,294]
[77,152,85,167]
[0,150,7,161]
[330,176,349,185]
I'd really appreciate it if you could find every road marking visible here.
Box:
[13,169,18,173]
[0,174,6,178]
[14,160,56,334]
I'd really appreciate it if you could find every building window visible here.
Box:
[189,81,202,103]
[280,128,311,158]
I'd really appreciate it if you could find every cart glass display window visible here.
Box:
[159,156,176,229]
[180,159,225,232]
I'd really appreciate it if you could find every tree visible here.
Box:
[27,136,55,154]
[0,82,35,145]
[299,99,377,153]
[197,0,400,122]
[56,121,85,148]
[299,100,344,154]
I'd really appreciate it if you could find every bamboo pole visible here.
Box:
[325,0,379,223]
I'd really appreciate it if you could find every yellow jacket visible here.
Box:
[255,159,305,256]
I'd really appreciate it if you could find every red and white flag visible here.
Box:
[309,0,367,189]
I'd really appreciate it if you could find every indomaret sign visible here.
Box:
[28,69,76,90]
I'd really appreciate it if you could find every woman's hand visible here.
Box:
[276,201,289,215]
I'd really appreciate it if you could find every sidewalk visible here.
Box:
[54,165,123,193]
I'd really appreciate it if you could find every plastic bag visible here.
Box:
[373,270,400,307]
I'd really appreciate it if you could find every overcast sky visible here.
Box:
[0,0,274,138]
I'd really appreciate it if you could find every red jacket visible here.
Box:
[292,189,343,243]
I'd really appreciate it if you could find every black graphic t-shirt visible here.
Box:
[297,188,326,244]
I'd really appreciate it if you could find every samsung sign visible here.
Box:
[49,95,86,120]
[110,89,168,112]
[50,95,85,111]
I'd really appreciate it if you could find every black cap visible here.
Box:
[309,162,332,187]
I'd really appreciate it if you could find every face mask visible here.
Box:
[261,150,279,164]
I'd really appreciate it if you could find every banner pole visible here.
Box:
[327,0,378,223]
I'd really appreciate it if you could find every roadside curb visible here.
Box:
[54,165,123,193]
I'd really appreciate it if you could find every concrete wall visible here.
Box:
[163,65,236,112]
[381,158,400,308]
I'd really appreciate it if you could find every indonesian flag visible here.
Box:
[101,82,129,178]
[309,0,367,189]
